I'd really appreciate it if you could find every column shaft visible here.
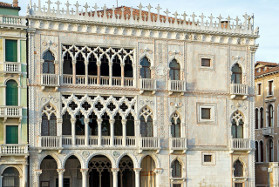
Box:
[134,168,141,187]
[80,169,88,187]
[84,118,89,146]
[71,119,76,146]
[110,119,115,146]
[97,119,102,146]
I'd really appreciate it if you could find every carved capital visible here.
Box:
[111,168,120,173]
[109,119,115,124]
[70,118,76,124]
[80,168,89,174]
[97,118,103,124]
[57,118,63,124]
[133,168,142,173]
[122,119,127,125]
[35,170,42,176]
[84,118,90,124]
[57,169,65,174]
[154,168,163,174]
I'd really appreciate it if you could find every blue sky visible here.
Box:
[17,0,279,62]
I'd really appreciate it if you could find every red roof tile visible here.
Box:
[0,1,12,7]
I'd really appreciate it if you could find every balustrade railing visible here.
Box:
[170,137,187,150]
[40,136,61,148]
[230,138,251,151]
[0,144,28,155]
[76,75,86,85]
[140,78,156,91]
[124,78,133,87]
[230,84,248,96]
[0,106,21,118]
[88,76,98,85]
[62,136,72,146]
[168,80,186,92]
[63,75,73,84]
[101,136,111,146]
[100,76,110,85]
[0,15,26,26]
[126,136,136,146]
[4,62,21,73]
[114,136,123,146]
[112,77,121,86]
[89,136,98,146]
[76,136,85,145]
[140,137,160,149]
[41,74,59,86]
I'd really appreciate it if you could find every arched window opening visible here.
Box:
[101,55,109,76]
[255,108,259,129]
[171,160,182,178]
[140,57,151,79]
[2,167,20,187]
[126,113,135,136]
[140,107,153,137]
[231,111,244,139]
[124,56,133,77]
[169,59,180,80]
[89,112,98,136]
[112,56,121,77]
[88,54,97,76]
[233,160,243,177]
[62,112,71,135]
[141,156,156,186]
[41,113,57,136]
[267,104,274,127]
[269,139,274,162]
[101,113,110,136]
[6,80,18,106]
[171,113,181,138]
[231,64,242,84]
[63,52,72,75]
[76,53,85,75]
[260,141,264,162]
[114,113,122,136]
[40,156,58,186]
[260,108,264,128]
[118,156,135,187]
[64,156,81,186]
[75,112,85,135]
[255,141,259,162]
[42,50,55,74]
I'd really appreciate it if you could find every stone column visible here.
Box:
[84,118,89,146]
[135,120,141,147]
[22,163,28,187]
[57,169,65,187]
[73,60,76,84]
[71,118,76,146]
[121,64,124,86]
[85,60,88,85]
[154,168,163,187]
[97,64,101,85]
[110,119,115,146]
[57,118,63,147]
[111,168,119,187]
[80,168,88,187]
[133,168,141,187]
[35,170,42,187]
[97,119,102,146]
[109,62,112,86]
[122,119,127,146]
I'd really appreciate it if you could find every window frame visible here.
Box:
[199,54,215,70]
[4,38,19,63]
[5,124,19,144]
[257,83,262,96]
[197,103,216,124]
[202,152,215,166]
[267,80,274,96]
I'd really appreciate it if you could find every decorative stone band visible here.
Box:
[27,1,258,36]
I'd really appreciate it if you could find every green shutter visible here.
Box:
[6,126,18,144]
[6,80,18,106]
[5,40,17,62]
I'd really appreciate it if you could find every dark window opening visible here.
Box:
[204,155,212,162]
[201,108,211,120]
[75,113,85,135]
[114,113,122,136]
[62,112,72,135]
[101,55,109,76]
[112,56,121,77]
[126,113,135,136]
[101,113,110,136]
[89,113,98,136]
[124,56,133,77]
[140,57,151,79]
[63,52,72,74]
[43,50,55,74]
[76,53,85,75]
[201,58,211,67]
[231,64,242,84]
[169,59,180,80]
[88,54,97,76]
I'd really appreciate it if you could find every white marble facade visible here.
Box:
[26,1,258,187]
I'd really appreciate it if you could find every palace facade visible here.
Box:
[0,1,28,187]
[25,1,258,187]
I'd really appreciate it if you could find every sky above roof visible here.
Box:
[16,0,279,63]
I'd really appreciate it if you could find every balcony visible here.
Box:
[0,106,22,121]
[140,78,157,94]
[4,62,21,74]
[41,74,59,89]
[0,15,26,27]
[39,136,62,152]
[168,80,186,95]
[230,84,248,99]
[169,137,187,153]
[229,138,252,153]
[262,127,274,136]
[139,137,160,153]
[0,144,28,156]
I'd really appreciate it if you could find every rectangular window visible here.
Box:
[234,183,243,187]
[204,155,212,162]
[173,184,182,187]
[6,126,18,144]
[268,80,273,95]
[258,83,261,95]
[201,58,211,67]
[5,39,17,62]
[201,108,211,120]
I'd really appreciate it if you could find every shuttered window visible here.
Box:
[6,80,18,106]
[5,40,17,62]
[6,126,18,144]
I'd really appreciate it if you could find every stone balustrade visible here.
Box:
[0,144,28,155]
[230,138,252,152]
[168,80,187,93]
[230,83,248,96]
[0,106,22,118]
[0,15,26,26]
[4,62,21,73]
[169,137,187,153]
[41,74,60,87]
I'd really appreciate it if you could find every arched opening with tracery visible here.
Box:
[233,160,243,177]
[118,156,135,187]
[2,167,20,187]
[140,155,156,187]
[75,112,85,136]
[114,113,122,136]
[42,50,55,74]
[169,59,180,80]
[63,155,82,186]
[231,111,244,139]
[140,57,151,79]
[231,63,242,84]
[88,155,112,187]
[124,56,133,77]
[171,159,182,178]
[140,107,153,137]
[63,52,72,75]
[62,111,71,136]
[40,156,58,186]
[171,112,181,138]
[41,105,57,136]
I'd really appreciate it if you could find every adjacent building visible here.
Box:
[24,1,259,187]
[0,0,28,187]
[255,61,279,186]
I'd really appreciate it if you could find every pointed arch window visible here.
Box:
[6,80,18,106]
[260,141,264,162]
[231,64,242,84]
[42,50,55,74]
[233,160,243,177]
[268,139,274,162]
[255,141,259,162]
[112,55,121,77]
[62,112,72,135]
[260,107,264,128]
[63,52,72,75]
[171,160,182,178]
[140,107,153,137]
[101,55,109,76]
[124,56,133,77]
[101,113,110,136]
[126,113,135,136]
[114,113,122,136]
[42,113,57,136]
[171,113,181,137]
[140,57,151,79]
[267,104,274,127]
[231,111,244,138]
[75,112,85,135]
[76,53,85,75]
[169,59,180,80]
[255,108,258,129]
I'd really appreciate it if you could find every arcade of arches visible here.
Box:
[37,155,158,187]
